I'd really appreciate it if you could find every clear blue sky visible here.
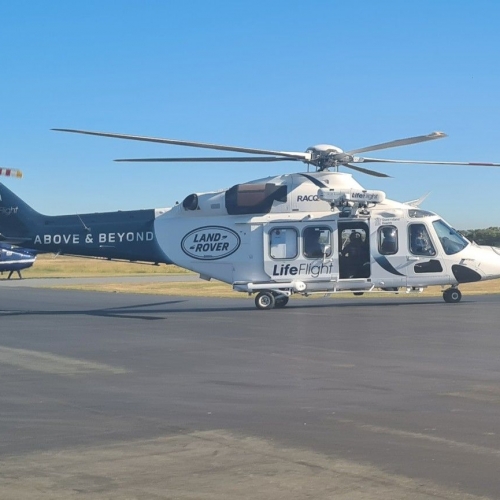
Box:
[1,1,499,229]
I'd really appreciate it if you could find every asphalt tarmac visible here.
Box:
[1,283,500,499]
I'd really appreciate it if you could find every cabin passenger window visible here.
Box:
[269,228,298,259]
[303,226,332,258]
[378,226,398,255]
[409,224,436,256]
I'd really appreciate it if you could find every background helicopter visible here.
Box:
[0,167,37,279]
[2,130,500,308]
[0,242,36,279]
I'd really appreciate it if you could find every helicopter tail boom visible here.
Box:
[0,182,172,264]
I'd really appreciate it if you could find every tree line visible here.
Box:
[460,227,500,246]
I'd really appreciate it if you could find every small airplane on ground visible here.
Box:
[1,129,500,308]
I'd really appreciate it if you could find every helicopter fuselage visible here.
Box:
[152,171,500,307]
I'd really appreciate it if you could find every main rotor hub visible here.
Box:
[306,144,353,171]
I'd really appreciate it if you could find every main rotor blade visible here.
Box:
[53,128,309,160]
[356,157,500,167]
[347,131,447,155]
[344,164,390,178]
[114,156,296,163]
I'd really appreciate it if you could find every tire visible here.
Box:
[274,295,289,308]
[443,288,462,303]
[255,291,276,310]
[353,292,364,296]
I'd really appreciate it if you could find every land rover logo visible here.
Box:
[181,226,240,260]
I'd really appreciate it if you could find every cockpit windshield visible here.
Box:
[432,219,469,255]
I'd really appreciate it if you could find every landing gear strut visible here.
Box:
[273,293,289,308]
[443,287,462,303]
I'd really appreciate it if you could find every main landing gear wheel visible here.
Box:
[443,288,462,303]
[273,293,289,308]
[255,291,276,310]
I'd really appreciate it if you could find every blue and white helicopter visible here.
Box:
[0,168,37,279]
[0,243,36,279]
[1,130,500,307]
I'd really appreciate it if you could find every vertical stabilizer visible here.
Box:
[0,182,44,241]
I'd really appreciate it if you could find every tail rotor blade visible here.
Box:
[0,168,23,178]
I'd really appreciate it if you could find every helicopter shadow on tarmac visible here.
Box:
[0,294,483,320]
[0,299,187,321]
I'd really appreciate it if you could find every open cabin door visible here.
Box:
[338,221,371,280]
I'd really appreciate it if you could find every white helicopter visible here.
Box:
[3,130,500,309]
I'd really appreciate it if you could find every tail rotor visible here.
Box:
[0,168,23,179]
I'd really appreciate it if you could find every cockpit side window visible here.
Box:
[409,224,436,256]
[378,225,398,255]
[432,219,469,255]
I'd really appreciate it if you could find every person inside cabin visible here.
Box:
[305,230,324,258]
[342,231,362,259]
[410,225,435,256]
[341,230,367,277]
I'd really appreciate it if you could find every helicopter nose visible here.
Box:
[476,245,500,281]
[452,245,500,284]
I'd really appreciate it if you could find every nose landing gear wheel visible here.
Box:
[443,288,462,303]
[255,291,276,310]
